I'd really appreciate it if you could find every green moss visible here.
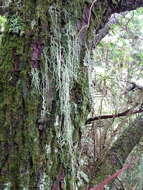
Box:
[0,0,96,188]
[0,24,41,187]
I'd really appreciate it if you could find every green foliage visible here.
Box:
[85,7,143,189]
[91,8,143,116]
[0,16,6,29]
[8,15,25,35]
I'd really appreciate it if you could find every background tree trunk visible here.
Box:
[89,116,143,185]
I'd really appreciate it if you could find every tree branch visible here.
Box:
[92,13,126,47]
[85,107,143,124]
[79,0,143,46]
[114,0,143,13]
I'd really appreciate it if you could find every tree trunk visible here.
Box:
[0,0,143,189]
[0,1,90,189]
[89,116,143,185]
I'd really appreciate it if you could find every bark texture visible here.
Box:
[90,116,143,185]
[0,0,143,189]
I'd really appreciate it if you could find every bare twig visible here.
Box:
[85,107,143,124]
[77,0,97,37]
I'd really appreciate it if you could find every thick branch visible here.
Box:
[93,13,126,47]
[113,0,143,13]
[93,0,143,30]
[80,0,143,46]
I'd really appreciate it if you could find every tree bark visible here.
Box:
[0,0,143,189]
[89,115,143,185]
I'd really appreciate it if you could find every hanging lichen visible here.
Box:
[30,2,90,188]
[48,4,81,188]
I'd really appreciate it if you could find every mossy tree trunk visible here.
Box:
[89,116,143,186]
[0,0,143,189]
[0,1,90,189]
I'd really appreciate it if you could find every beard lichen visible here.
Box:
[30,2,91,189]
